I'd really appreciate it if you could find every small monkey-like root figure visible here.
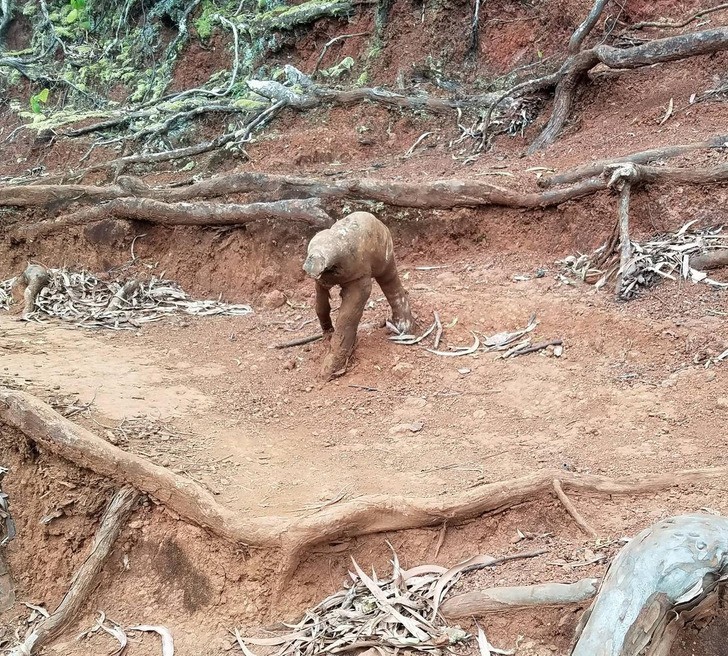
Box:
[303,212,414,380]
[11,264,50,320]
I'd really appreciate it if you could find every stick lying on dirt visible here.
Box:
[272,333,324,349]
[4,389,728,578]
[441,578,599,619]
[8,486,139,656]
[571,514,728,656]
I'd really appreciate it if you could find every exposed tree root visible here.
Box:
[8,485,139,656]
[568,0,610,53]
[539,134,728,188]
[529,26,728,151]
[247,75,500,114]
[441,578,599,618]
[571,514,728,656]
[5,161,728,226]
[624,3,728,34]
[4,389,728,580]
[1,172,607,212]
[553,479,598,539]
[18,198,333,239]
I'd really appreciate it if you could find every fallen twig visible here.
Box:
[506,339,563,358]
[272,333,324,349]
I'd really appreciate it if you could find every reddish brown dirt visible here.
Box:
[2,0,728,654]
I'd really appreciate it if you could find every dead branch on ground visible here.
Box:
[19,198,333,239]
[539,134,728,188]
[604,163,638,298]
[441,578,599,618]
[8,486,139,656]
[571,514,728,656]
[5,389,728,579]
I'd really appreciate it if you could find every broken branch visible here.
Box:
[441,578,599,618]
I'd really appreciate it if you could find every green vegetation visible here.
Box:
[29,88,50,114]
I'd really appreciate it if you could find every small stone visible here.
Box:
[458,367,471,375]
[392,362,415,377]
[389,422,423,436]
[404,396,426,408]
[262,289,286,309]
[717,397,728,410]
[283,358,297,371]
[705,371,717,382]
[660,379,676,388]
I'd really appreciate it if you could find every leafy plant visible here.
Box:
[29,88,50,114]
[65,0,90,29]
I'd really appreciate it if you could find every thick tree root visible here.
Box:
[8,486,139,656]
[539,134,728,188]
[4,389,728,580]
[18,197,333,239]
[247,76,500,114]
[571,514,728,656]
[441,578,599,618]
[2,162,727,244]
[528,26,728,151]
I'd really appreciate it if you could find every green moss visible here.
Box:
[231,97,267,110]
[194,0,217,40]
[21,1,37,16]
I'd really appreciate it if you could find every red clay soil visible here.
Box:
[2,0,728,654]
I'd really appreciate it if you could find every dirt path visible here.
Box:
[3,253,726,520]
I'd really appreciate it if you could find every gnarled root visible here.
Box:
[571,514,728,656]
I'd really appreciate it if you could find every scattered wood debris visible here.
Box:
[0,268,253,330]
[234,546,538,655]
[390,313,562,360]
[559,220,728,299]
[78,614,174,655]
